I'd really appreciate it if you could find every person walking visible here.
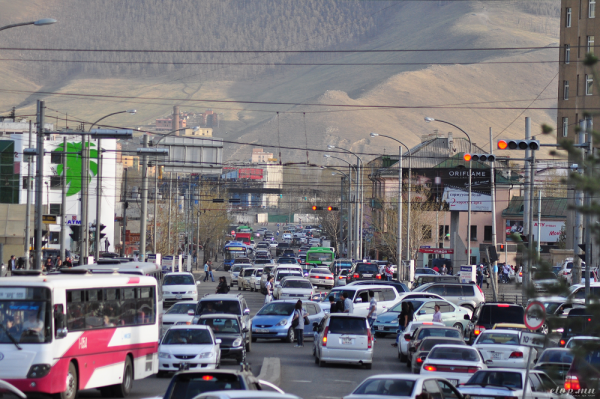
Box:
[392,302,409,347]
[203,261,210,282]
[216,276,230,294]
[432,304,442,323]
[208,260,215,282]
[292,300,308,348]
[342,292,353,314]
[441,264,447,275]
[8,256,16,275]
[384,263,393,281]
[265,276,274,304]
[367,291,377,340]
[476,266,484,287]
[328,296,338,313]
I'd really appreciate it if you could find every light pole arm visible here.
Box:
[89,111,128,132]
[433,120,472,152]
[154,127,190,146]
[376,134,409,153]
[0,21,34,32]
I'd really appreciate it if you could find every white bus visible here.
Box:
[0,271,159,399]
[74,261,164,285]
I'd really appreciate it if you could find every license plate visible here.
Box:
[377,325,384,331]
[363,274,372,277]
[255,329,269,333]
[176,295,182,299]
[491,352,502,359]
[320,280,325,283]
[448,379,459,386]
[342,338,353,344]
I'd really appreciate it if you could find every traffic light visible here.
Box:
[497,139,540,151]
[327,206,339,211]
[578,243,586,262]
[98,224,106,240]
[463,153,496,162]
[312,205,323,211]
[69,225,81,242]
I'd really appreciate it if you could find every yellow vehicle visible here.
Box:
[491,323,530,332]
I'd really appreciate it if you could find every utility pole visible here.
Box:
[585,125,593,303]
[60,136,67,261]
[24,121,33,269]
[339,176,344,256]
[79,134,88,263]
[573,120,585,286]
[139,134,149,262]
[167,172,172,254]
[489,127,498,301]
[527,149,536,295]
[121,168,128,257]
[537,190,541,255]
[153,164,158,253]
[522,117,531,298]
[34,100,45,270]
[94,147,103,261]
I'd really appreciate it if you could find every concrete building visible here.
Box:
[251,148,274,163]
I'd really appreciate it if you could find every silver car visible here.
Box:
[308,268,334,289]
[313,314,373,368]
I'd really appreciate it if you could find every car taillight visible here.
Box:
[509,351,523,358]
[467,367,481,373]
[559,339,566,347]
[325,276,332,280]
[376,274,381,280]
[565,375,580,390]
[497,304,510,307]
[353,274,359,279]
[474,326,485,335]
[424,365,436,372]
[416,357,423,364]
[339,276,344,279]
[202,375,214,380]
[367,329,373,349]
[519,271,522,277]
[322,326,329,347]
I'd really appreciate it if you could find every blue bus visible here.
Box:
[223,242,249,271]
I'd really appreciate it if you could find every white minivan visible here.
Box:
[320,285,402,316]
[313,313,373,368]
[162,272,200,307]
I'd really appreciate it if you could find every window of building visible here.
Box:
[50,152,62,164]
[586,74,593,95]
[484,226,493,242]
[439,225,450,241]
[567,7,572,26]
[564,80,569,100]
[563,117,569,137]
[422,225,432,240]
[49,231,60,245]
[565,44,571,64]
[22,176,30,190]
[49,203,61,215]
[470,225,478,241]
[49,175,61,189]
[591,0,596,18]
[588,35,595,54]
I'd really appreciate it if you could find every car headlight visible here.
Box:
[27,364,51,378]
[158,352,171,358]
[187,291,196,294]
[198,352,214,359]
[232,338,243,347]
[277,319,288,326]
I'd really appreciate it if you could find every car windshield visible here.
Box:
[356,264,378,273]
[257,303,295,316]
[327,290,354,302]
[420,339,464,351]
[416,269,434,274]
[163,275,195,285]
[353,379,415,396]
[263,267,274,274]
[429,346,478,361]
[544,302,562,314]
[254,259,271,265]
[418,328,461,339]
[477,332,520,345]
[538,350,574,364]
[197,301,241,315]
[232,266,242,272]
[328,317,368,335]
[478,305,524,325]
[336,262,353,268]
[276,273,301,281]
[162,329,213,345]
[166,303,197,315]
[282,280,312,289]
[198,317,240,333]
[278,258,297,264]
[166,373,242,399]
[465,371,522,389]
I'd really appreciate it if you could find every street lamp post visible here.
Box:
[370,133,412,276]
[322,166,350,257]
[0,18,56,32]
[425,117,473,266]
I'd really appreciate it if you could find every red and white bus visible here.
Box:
[0,271,159,399]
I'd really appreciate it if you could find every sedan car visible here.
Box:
[308,268,334,289]
[158,325,221,376]
[410,338,466,374]
[412,299,472,334]
[565,335,600,349]
[197,314,249,363]
[251,300,324,342]
[414,268,440,280]
[274,277,314,300]
[238,267,260,291]
[269,241,278,249]
[343,374,463,399]
[194,392,299,399]
[405,326,463,368]
[162,272,200,308]
[162,300,197,336]
[335,269,349,287]
[372,295,444,337]
[473,329,537,369]
[421,344,486,384]
[249,268,264,292]
[229,264,250,287]
[398,321,445,362]
[534,348,574,386]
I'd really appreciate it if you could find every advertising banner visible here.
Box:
[506,220,565,242]
[459,265,475,284]
[442,188,492,212]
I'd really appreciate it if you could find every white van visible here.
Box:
[313,313,373,368]
[321,284,401,316]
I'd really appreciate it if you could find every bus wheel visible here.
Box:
[56,362,78,399]
[111,356,133,397]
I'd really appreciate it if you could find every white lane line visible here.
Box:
[290,380,313,383]
[333,380,353,383]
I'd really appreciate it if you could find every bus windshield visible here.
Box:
[224,249,246,261]
[0,287,52,344]
[307,252,333,262]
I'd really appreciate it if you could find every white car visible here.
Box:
[321,285,402,317]
[565,335,600,349]
[269,241,278,248]
[274,276,314,300]
[194,392,299,399]
[420,344,486,385]
[282,233,292,240]
[308,268,334,289]
[398,321,445,362]
[314,314,373,368]
[344,374,464,399]
[473,329,536,369]
[335,269,349,286]
[162,272,200,307]
[157,325,221,376]
[458,368,575,399]
[161,300,197,336]
[250,267,264,292]
[229,263,251,286]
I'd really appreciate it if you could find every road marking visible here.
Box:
[290,380,313,383]
[333,380,353,383]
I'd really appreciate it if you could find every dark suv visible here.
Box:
[195,294,252,350]
[162,369,261,399]
[465,302,524,344]
[559,307,594,347]
[346,262,381,283]
[197,314,250,362]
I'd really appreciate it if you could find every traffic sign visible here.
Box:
[520,332,545,348]
[42,214,57,224]
[231,230,235,236]
[524,301,546,330]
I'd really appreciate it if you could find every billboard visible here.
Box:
[442,188,492,212]
[506,220,565,242]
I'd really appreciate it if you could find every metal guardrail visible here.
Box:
[484,293,527,306]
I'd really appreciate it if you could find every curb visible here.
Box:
[257,357,281,387]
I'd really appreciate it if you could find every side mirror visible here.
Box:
[196,281,201,286]
[188,309,195,316]
[56,327,68,339]
[215,339,222,344]
[244,308,250,316]
[355,298,363,303]
[464,314,470,320]
[418,310,425,315]
[404,334,412,341]
[242,328,249,333]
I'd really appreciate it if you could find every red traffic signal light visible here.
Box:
[312,205,324,211]
[463,153,472,162]
[312,205,317,211]
[498,140,508,150]
[327,206,333,211]
[497,139,539,150]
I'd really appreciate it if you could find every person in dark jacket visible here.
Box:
[216,276,230,294]
[328,296,338,313]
